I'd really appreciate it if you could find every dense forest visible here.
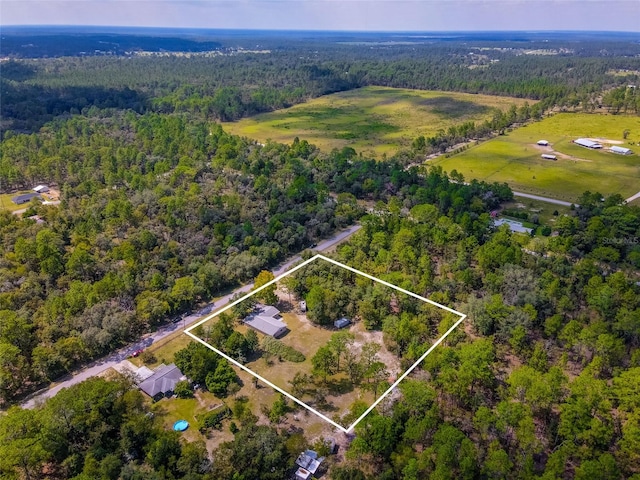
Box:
[1,30,640,479]
[2,33,640,134]
[2,164,639,478]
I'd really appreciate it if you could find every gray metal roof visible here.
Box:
[244,315,288,337]
[258,305,281,317]
[11,193,42,204]
[611,146,632,154]
[139,363,184,397]
[574,138,602,148]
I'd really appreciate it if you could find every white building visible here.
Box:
[33,185,49,193]
[610,146,633,155]
[537,140,549,146]
[574,138,602,149]
[541,154,557,160]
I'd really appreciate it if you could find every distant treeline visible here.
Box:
[2,38,639,134]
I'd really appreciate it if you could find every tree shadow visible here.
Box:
[326,377,354,395]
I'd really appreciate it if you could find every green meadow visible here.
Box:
[431,113,640,202]
[222,86,531,157]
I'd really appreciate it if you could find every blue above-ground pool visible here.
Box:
[173,420,189,432]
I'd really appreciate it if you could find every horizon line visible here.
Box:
[2,25,639,35]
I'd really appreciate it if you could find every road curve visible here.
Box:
[512,191,576,207]
[20,224,361,409]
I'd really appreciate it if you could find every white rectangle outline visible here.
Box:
[185,254,466,433]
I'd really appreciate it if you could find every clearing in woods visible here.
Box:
[221,86,532,157]
[186,254,465,432]
[430,113,640,203]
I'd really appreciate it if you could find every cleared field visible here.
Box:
[431,113,640,202]
[222,86,531,157]
[0,192,33,212]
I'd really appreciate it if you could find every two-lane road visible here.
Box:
[21,224,361,409]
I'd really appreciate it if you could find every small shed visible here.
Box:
[334,317,351,329]
[33,185,49,193]
[610,146,633,155]
[11,193,42,205]
[299,300,307,312]
[537,140,549,146]
[541,154,557,160]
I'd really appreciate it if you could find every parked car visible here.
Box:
[131,349,144,358]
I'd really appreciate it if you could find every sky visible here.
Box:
[1,0,639,32]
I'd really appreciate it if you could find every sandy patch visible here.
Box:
[531,143,592,162]
[585,137,624,145]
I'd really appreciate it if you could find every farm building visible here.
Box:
[574,138,603,149]
[138,363,186,400]
[334,317,351,329]
[537,140,549,146]
[33,185,49,193]
[610,146,633,155]
[541,154,557,160]
[244,305,288,338]
[11,193,42,205]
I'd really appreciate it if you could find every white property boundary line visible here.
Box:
[185,254,466,433]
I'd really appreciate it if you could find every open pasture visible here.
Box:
[222,86,531,157]
[430,113,640,202]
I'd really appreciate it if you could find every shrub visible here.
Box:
[174,380,194,398]
[198,405,231,430]
[261,337,305,362]
[140,350,157,364]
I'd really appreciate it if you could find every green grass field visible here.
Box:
[222,86,531,157]
[430,113,640,202]
[0,192,32,212]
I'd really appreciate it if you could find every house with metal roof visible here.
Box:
[610,146,633,155]
[11,193,42,205]
[138,363,185,400]
[243,305,288,338]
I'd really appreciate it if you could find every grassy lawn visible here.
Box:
[430,113,640,202]
[151,390,226,443]
[195,304,398,427]
[0,192,33,212]
[502,198,573,226]
[222,86,532,157]
[129,331,192,368]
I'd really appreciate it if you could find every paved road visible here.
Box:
[626,191,640,204]
[512,191,576,207]
[20,224,361,409]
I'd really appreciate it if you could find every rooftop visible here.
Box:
[138,363,185,398]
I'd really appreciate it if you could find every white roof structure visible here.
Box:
[537,140,549,146]
[494,218,533,234]
[574,138,602,149]
[244,305,288,337]
[541,154,557,160]
[33,185,49,193]
[610,146,633,155]
[295,450,323,476]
